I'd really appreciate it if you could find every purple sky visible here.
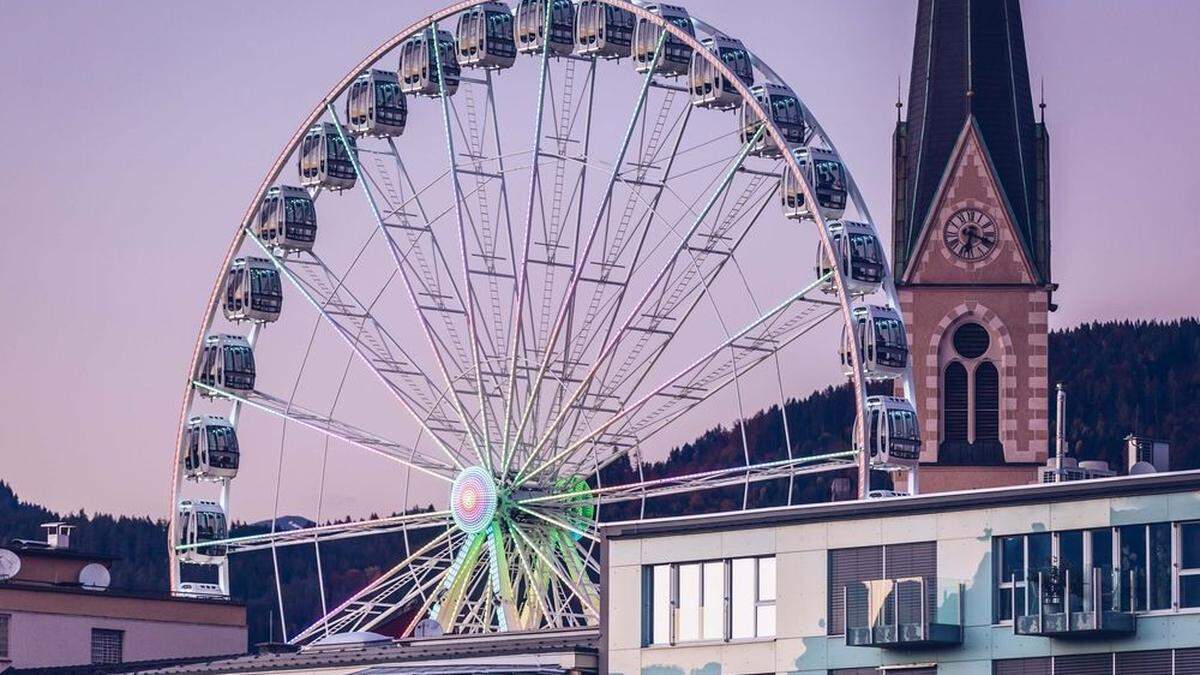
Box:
[0,1,1197,520]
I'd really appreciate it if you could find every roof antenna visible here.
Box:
[895,74,904,122]
[1039,78,1047,123]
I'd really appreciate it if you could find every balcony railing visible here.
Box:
[1012,566,1137,638]
[844,577,964,649]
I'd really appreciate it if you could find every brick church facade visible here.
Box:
[892,0,1055,492]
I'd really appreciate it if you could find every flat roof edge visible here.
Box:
[602,469,1200,539]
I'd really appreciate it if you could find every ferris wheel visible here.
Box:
[168,0,920,644]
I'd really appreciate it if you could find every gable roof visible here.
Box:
[901,116,1040,284]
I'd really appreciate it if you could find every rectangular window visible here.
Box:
[1180,522,1200,608]
[1149,522,1172,610]
[1120,524,1148,611]
[0,614,9,658]
[91,628,124,665]
[676,563,701,641]
[643,556,774,646]
[996,535,1025,621]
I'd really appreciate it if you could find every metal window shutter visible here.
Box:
[1114,650,1171,675]
[993,657,1051,675]
[828,546,883,635]
[1177,647,1200,675]
[885,541,937,625]
[885,541,937,578]
[1053,653,1112,675]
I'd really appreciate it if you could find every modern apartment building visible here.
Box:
[601,470,1200,674]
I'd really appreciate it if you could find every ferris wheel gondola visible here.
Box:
[169,0,919,644]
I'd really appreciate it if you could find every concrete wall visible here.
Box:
[605,489,1200,674]
[5,609,245,668]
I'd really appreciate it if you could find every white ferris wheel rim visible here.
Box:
[167,0,915,643]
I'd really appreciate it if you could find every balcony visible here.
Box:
[844,577,964,649]
[1013,566,1137,639]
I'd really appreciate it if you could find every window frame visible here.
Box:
[90,627,124,665]
[642,555,776,647]
[993,521,1200,623]
[1179,521,1200,608]
[0,613,9,658]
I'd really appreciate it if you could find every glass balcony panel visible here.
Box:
[844,577,963,649]
[1013,565,1137,639]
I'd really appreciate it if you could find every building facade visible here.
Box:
[0,525,246,671]
[601,471,1200,674]
[892,0,1055,492]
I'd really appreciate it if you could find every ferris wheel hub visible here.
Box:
[450,466,498,534]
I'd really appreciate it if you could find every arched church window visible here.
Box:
[943,361,968,443]
[975,361,1000,442]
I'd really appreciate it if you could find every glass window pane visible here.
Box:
[1149,523,1172,610]
[652,565,670,644]
[1000,536,1025,583]
[756,604,776,638]
[1182,523,1200,569]
[1120,525,1148,611]
[758,557,776,601]
[997,587,1013,621]
[1028,533,1052,574]
[702,562,724,640]
[731,558,755,639]
[677,563,700,641]
[1181,575,1200,608]
[1090,528,1113,570]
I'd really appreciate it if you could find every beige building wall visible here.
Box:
[604,480,1200,674]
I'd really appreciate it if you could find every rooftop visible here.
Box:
[602,469,1200,540]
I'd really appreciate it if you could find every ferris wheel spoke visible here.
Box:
[558,182,782,466]
[292,527,461,644]
[518,274,835,482]
[189,509,452,554]
[504,30,670,472]
[512,504,598,543]
[192,382,458,482]
[508,521,599,620]
[524,451,858,511]
[245,231,477,467]
[328,105,492,465]
[429,41,503,470]
[548,98,694,455]
[515,123,768,485]
[499,17,566,469]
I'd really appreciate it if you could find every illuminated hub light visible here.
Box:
[450,466,498,534]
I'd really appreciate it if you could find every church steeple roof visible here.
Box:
[895,0,1049,282]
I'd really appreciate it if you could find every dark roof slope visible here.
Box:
[899,0,1046,280]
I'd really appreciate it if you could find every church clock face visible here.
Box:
[942,208,998,261]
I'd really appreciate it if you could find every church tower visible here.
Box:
[893,0,1055,492]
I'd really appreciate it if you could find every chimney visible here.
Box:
[1054,383,1066,476]
[41,523,74,549]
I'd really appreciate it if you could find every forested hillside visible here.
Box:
[2,318,1196,644]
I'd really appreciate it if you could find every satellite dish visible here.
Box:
[1130,460,1157,475]
[79,562,111,590]
[412,618,443,638]
[0,549,21,581]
